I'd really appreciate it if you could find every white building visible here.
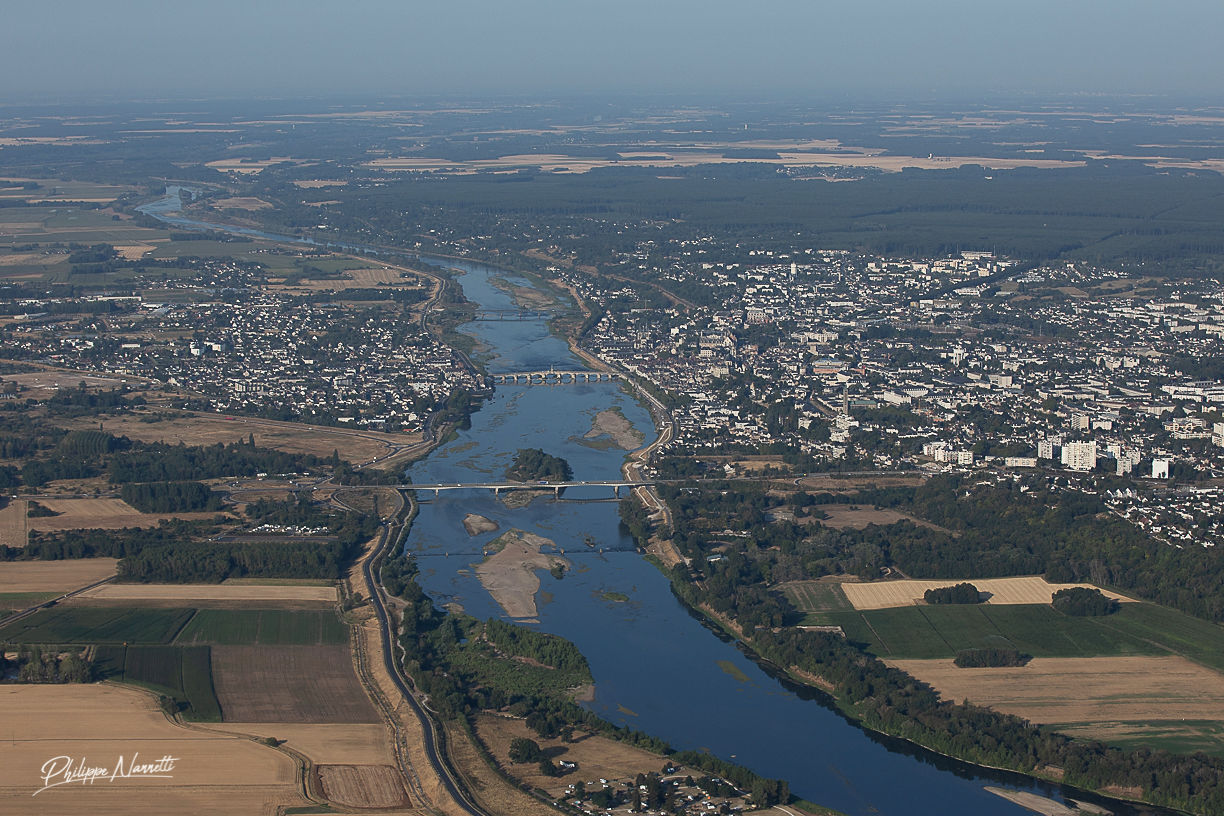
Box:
[1152,459,1171,479]
[1062,441,1098,472]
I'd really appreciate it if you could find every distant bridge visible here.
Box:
[491,369,619,385]
[400,480,652,498]
[472,309,556,321]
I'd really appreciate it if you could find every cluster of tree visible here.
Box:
[108,439,325,483]
[508,736,544,763]
[45,385,144,417]
[117,537,361,583]
[666,476,1224,625]
[2,645,92,684]
[483,619,590,674]
[25,500,59,518]
[618,497,653,547]
[245,493,337,527]
[670,752,789,808]
[924,583,982,605]
[120,481,223,513]
[505,448,572,482]
[954,647,1027,668]
[5,521,218,561]
[3,502,375,584]
[380,552,420,599]
[1052,587,1119,617]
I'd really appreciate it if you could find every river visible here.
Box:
[139,190,1154,816]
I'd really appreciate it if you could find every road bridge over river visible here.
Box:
[400,480,652,498]
[491,368,619,385]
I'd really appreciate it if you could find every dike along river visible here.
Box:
[140,192,1157,816]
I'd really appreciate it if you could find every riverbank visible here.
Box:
[667,579,1168,816]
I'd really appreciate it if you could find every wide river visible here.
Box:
[140,192,1153,816]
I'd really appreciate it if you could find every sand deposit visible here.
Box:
[462,513,500,536]
[583,408,645,450]
[841,576,1134,610]
[474,530,570,618]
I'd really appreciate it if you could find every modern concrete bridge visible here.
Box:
[400,480,652,498]
[491,369,619,385]
[472,309,555,321]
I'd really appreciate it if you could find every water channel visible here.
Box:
[139,191,1155,816]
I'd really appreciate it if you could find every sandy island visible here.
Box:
[462,513,500,536]
[474,529,570,619]
[578,408,645,451]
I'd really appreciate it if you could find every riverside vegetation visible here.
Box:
[632,476,1224,814]
[380,552,794,809]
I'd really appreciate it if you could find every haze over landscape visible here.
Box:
[4,4,1224,816]
[4,0,1224,99]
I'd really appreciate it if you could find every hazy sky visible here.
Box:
[3,1,1222,102]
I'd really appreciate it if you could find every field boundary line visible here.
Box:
[860,613,891,654]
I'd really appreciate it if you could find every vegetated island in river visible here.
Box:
[506,447,573,483]
[572,406,645,451]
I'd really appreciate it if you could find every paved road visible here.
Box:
[360,517,487,816]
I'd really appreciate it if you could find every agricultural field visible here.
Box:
[205,723,393,765]
[24,497,223,531]
[56,411,412,464]
[210,645,379,723]
[317,765,409,809]
[95,644,222,722]
[0,497,25,548]
[836,576,1134,611]
[175,609,347,645]
[77,584,337,604]
[0,683,306,814]
[0,606,195,644]
[0,177,134,203]
[0,557,118,592]
[891,656,1224,727]
[1052,720,1224,760]
[781,581,852,614]
[800,602,1224,662]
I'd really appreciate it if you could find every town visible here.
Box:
[5,240,1224,553]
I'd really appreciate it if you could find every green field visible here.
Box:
[174,609,347,645]
[95,644,222,722]
[0,607,195,644]
[784,582,853,614]
[1049,721,1224,759]
[800,603,1224,662]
